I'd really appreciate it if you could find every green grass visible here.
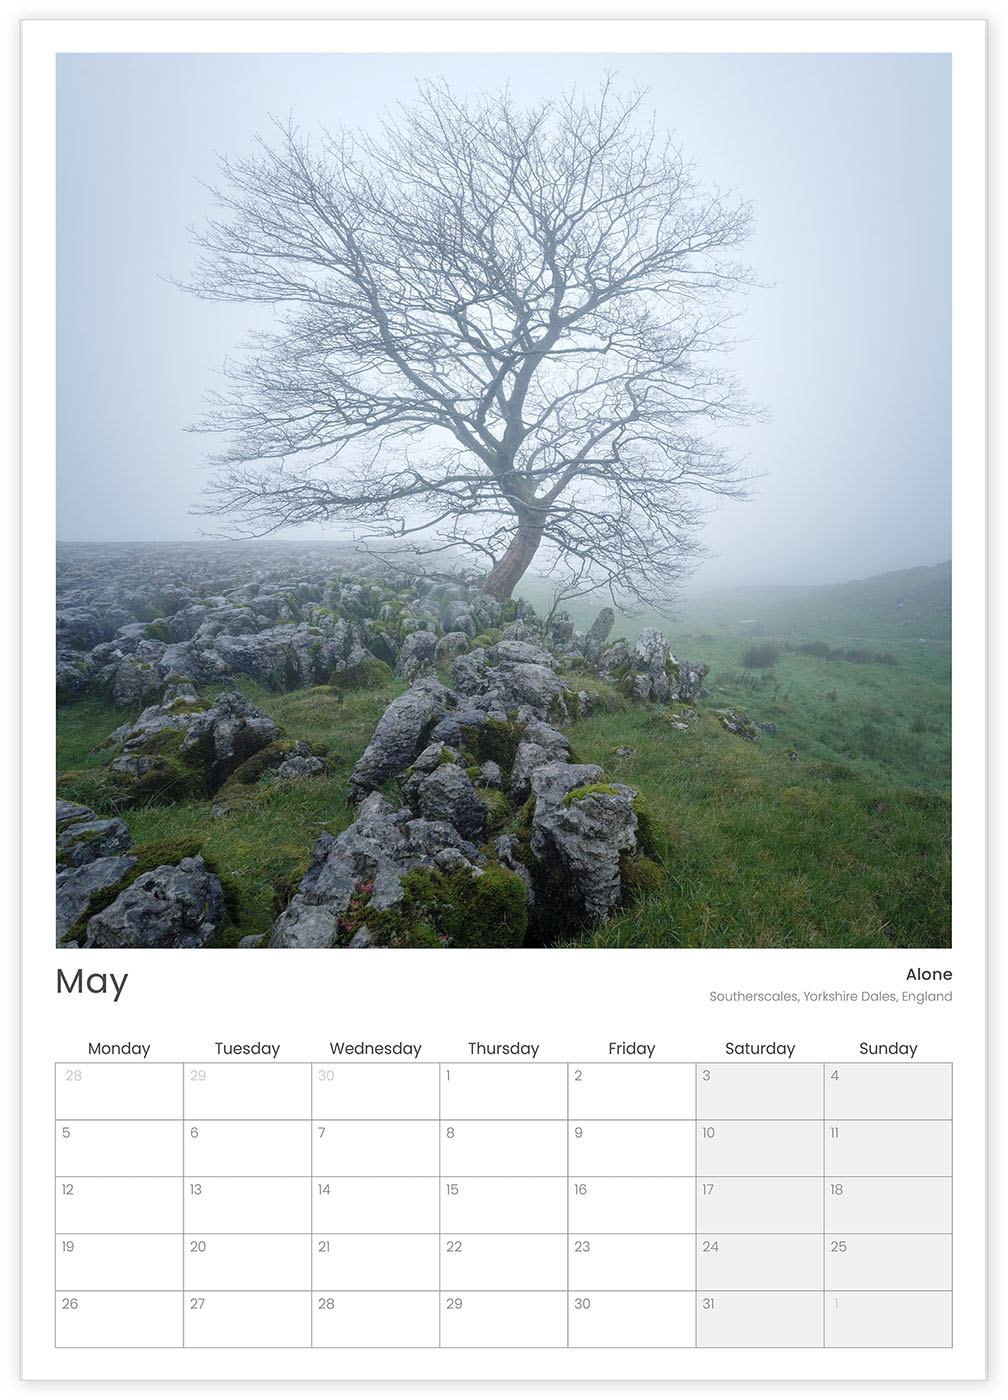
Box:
[561,703,949,948]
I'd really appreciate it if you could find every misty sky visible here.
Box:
[55,51,951,590]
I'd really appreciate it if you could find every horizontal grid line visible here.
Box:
[54,1230,955,1237]
[54,1288,954,1296]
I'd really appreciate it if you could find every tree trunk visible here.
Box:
[481,520,544,601]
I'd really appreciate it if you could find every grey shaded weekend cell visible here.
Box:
[825,1119,952,1176]
[697,1289,824,1348]
[825,1290,952,1348]
[825,1233,951,1291]
[697,1232,824,1291]
[696,1064,823,1119]
[697,1119,823,1177]
[824,1063,951,1119]
[696,1176,822,1234]
[824,1176,951,1234]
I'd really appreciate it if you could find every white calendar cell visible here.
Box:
[825,1233,951,1291]
[313,1176,438,1234]
[440,1063,566,1119]
[313,1233,438,1291]
[825,1290,952,1348]
[184,1176,310,1234]
[311,1063,438,1120]
[569,1176,694,1234]
[56,1233,182,1291]
[825,1176,951,1233]
[824,1063,951,1119]
[440,1232,566,1292]
[312,1290,438,1348]
[184,1232,309,1292]
[697,1063,823,1119]
[56,1063,181,1120]
[184,1289,311,1349]
[184,1063,310,1120]
[185,1119,310,1177]
[568,1290,695,1349]
[441,1176,566,1234]
[312,1119,437,1177]
[56,1175,181,1234]
[568,1063,695,1120]
[440,1118,566,1177]
[697,1233,824,1291]
[56,1118,182,1177]
[697,1290,824,1347]
[568,1232,694,1292]
[568,1118,694,1176]
[697,1119,823,1177]
[825,1119,952,1176]
[696,1176,822,1234]
[440,1289,566,1348]
[56,1290,182,1349]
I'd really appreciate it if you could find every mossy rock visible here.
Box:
[458,717,521,776]
[333,657,394,690]
[366,862,527,948]
[144,619,172,643]
[563,782,619,806]
[630,796,663,860]
[61,838,241,944]
[482,787,515,837]
[217,739,297,791]
[621,854,666,898]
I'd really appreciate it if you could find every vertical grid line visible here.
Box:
[822,1061,826,1349]
[949,1061,954,1348]
[438,1062,441,1348]
[566,1062,569,1348]
[694,1062,699,1349]
[181,1061,186,1348]
[310,1062,314,1347]
[53,1063,57,1350]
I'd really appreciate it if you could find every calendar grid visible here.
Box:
[54,1060,953,1351]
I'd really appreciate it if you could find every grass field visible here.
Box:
[56,563,951,949]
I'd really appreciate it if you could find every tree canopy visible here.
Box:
[187,80,757,604]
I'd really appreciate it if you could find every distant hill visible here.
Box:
[674,562,951,643]
[522,562,952,647]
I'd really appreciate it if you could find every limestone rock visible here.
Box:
[56,817,132,870]
[529,762,638,924]
[414,764,487,842]
[350,678,455,798]
[276,754,327,780]
[395,629,438,679]
[56,855,138,942]
[83,856,225,949]
[269,793,481,949]
[584,607,616,664]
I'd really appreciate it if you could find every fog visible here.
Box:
[55,51,951,590]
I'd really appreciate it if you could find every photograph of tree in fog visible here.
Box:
[54,46,953,950]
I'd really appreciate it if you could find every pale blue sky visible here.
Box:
[55,51,951,588]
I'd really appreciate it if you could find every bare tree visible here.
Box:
[186,80,757,605]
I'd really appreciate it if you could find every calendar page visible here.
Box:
[22,13,987,1386]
